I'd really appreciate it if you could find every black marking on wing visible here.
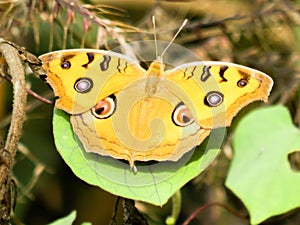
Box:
[124,61,128,73]
[200,66,211,82]
[187,66,196,79]
[238,69,250,79]
[117,58,121,72]
[183,68,188,77]
[60,54,76,69]
[82,53,95,68]
[62,54,76,61]
[100,55,111,71]
[236,69,251,87]
[61,58,71,69]
[219,65,228,82]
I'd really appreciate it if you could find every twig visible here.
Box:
[182,202,248,225]
[185,5,291,30]
[55,0,136,44]
[1,74,53,105]
[0,38,27,223]
[54,0,138,57]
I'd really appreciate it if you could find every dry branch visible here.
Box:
[0,38,27,224]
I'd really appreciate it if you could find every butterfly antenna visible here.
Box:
[159,19,188,61]
[152,16,159,59]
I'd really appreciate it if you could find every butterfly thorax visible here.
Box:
[145,61,165,96]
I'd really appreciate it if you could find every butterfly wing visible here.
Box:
[40,51,273,167]
[39,49,146,114]
[164,61,273,128]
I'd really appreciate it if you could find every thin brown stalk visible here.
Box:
[182,202,248,225]
[0,38,27,223]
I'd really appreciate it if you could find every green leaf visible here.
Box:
[47,211,76,225]
[226,105,300,224]
[53,108,222,206]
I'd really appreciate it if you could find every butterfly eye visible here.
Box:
[204,91,224,107]
[172,103,194,127]
[91,95,116,119]
[74,78,93,93]
[237,79,248,87]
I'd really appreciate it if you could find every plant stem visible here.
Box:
[0,38,27,223]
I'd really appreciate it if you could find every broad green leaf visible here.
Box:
[53,108,222,206]
[47,211,76,225]
[226,105,300,224]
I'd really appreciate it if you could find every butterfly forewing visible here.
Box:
[39,49,146,114]
[164,61,273,128]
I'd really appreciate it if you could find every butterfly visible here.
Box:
[39,48,273,169]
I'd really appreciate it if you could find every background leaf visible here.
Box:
[53,108,222,206]
[47,211,76,225]
[226,105,300,224]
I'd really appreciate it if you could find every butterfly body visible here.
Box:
[39,49,273,168]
